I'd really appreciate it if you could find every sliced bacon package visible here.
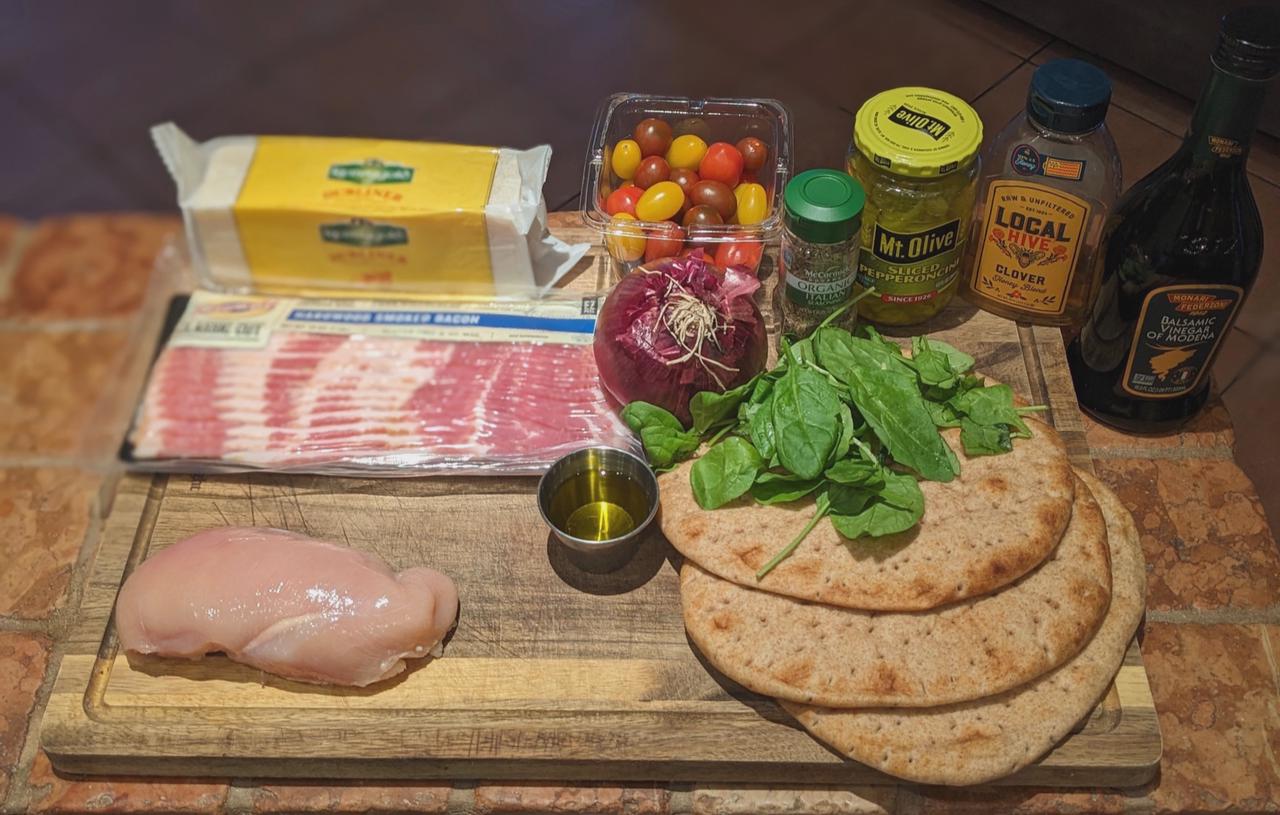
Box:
[123,291,637,476]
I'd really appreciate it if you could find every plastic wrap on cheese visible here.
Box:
[152,123,590,299]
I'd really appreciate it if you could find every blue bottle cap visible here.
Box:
[1027,59,1112,134]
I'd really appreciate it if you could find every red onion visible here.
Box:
[594,252,767,425]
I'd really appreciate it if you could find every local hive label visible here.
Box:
[856,217,963,304]
[970,181,1090,316]
[1121,284,1243,398]
[233,138,499,292]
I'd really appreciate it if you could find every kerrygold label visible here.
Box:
[1122,284,1243,398]
[233,137,499,293]
[971,181,1090,316]
[857,219,962,303]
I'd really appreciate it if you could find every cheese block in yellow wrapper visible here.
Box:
[152,123,589,299]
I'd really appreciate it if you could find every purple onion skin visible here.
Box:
[594,254,766,426]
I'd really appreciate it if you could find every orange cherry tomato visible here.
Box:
[698,142,744,188]
[606,213,646,261]
[714,240,764,271]
[604,184,642,217]
[643,222,685,263]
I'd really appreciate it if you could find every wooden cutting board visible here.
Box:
[41,213,1161,786]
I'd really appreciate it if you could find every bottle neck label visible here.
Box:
[1121,284,1244,398]
[1188,63,1270,163]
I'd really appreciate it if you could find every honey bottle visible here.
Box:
[963,59,1122,326]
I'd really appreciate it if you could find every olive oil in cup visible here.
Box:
[538,447,659,573]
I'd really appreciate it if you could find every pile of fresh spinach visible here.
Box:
[622,317,1046,579]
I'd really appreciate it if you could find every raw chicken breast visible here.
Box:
[115,527,458,687]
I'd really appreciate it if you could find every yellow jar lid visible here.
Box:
[853,87,983,177]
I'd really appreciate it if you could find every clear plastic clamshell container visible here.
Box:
[582,93,792,281]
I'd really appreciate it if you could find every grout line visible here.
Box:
[966,52,1035,107]
[1260,625,1280,697]
[1090,445,1235,461]
[0,316,141,332]
[553,192,581,213]
[1218,342,1266,397]
[3,637,71,815]
[445,783,476,814]
[1148,606,1280,624]
[223,781,254,815]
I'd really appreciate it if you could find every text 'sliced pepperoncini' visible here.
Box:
[848,88,983,326]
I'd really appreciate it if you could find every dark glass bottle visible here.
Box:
[1066,6,1280,431]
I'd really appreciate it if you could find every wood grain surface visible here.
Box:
[40,213,1160,786]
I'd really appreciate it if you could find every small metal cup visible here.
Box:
[537,446,660,574]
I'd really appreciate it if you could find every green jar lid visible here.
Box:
[783,169,865,243]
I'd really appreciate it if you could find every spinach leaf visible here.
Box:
[748,392,778,461]
[690,437,764,510]
[825,458,885,488]
[771,365,841,480]
[776,336,815,370]
[828,402,856,466]
[814,328,958,482]
[826,481,873,515]
[750,471,823,505]
[960,416,1013,456]
[949,384,1032,438]
[911,335,958,390]
[924,399,962,428]
[924,338,975,374]
[690,377,757,435]
[756,490,832,580]
[830,471,924,539]
[749,376,775,405]
[621,401,684,433]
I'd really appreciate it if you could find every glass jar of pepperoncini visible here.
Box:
[849,87,983,326]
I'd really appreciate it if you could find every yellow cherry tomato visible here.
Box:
[606,213,646,261]
[635,181,685,222]
[733,182,768,225]
[611,139,642,180]
[665,134,708,171]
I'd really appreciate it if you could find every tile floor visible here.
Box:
[0,0,1277,523]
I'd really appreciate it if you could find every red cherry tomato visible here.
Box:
[633,155,670,189]
[604,184,642,217]
[698,142,744,188]
[643,222,685,262]
[735,137,768,172]
[714,240,764,272]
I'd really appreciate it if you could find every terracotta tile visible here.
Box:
[1223,351,1280,529]
[971,63,1034,157]
[473,783,669,815]
[1093,458,1280,610]
[1235,179,1280,342]
[1140,623,1280,813]
[0,634,51,805]
[904,787,1127,813]
[26,751,228,815]
[1082,397,1235,455]
[0,217,24,263]
[692,785,894,814]
[0,468,99,620]
[1107,106,1183,191]
[0,328,132,456]
[250,781,451,813]
[0,215,179,319]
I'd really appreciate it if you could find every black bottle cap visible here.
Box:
[1026,58,1113,134]
[1215,5,1280,80]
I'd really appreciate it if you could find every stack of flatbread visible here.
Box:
[659,416,1146,785]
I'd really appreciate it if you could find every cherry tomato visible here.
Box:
[682,204,724,229]
[633,118,673,158]
[635,181,685,222]
[689,179,737,221]
[680,244,714,262]
[740,170,761,185]
[714,240,764,271]
[666,134,708,171]
[673,117,712,141]
[604,184,642,217]
[643,222,685,262]
[735,137,768,172]
[606,213,646,261]
[633,155,670,189]
[733,182,768,226]
[698,142,744,188]
[669,168,699,218]
[611,139,642,180]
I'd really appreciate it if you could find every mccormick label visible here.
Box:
[1121,284,1243,398]
[856,219,962,304]
[970,181,1090,316]
[168,291,599,350]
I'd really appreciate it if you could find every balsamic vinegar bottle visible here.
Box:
[1067,5,1280,432]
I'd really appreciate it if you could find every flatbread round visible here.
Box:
[679,473,1111,708]
[780,470,1145,785]
[661,417,1074,611]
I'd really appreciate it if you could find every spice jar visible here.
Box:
[849,88,983,326]
[777,169,866,341]
[963,59,1121,326]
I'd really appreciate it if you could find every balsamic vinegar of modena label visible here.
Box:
[1121,284,1244,398]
